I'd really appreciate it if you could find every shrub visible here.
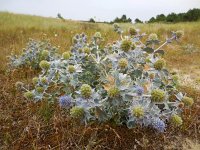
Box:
[8,39,58,70]
[14,25,192,132]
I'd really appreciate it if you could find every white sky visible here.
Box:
[0,0,200,21]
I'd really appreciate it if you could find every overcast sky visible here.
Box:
[0,0,200,21]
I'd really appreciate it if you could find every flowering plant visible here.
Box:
[8,39,58,70]
[13,25,193,132]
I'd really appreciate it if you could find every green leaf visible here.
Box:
[155,50,165,55]
[143,47,154,53]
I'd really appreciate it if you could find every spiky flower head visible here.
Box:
[41,77,48,84]
[171,114,183,126]
[94,32,102,39]
[70,106,85,119]
[108,87,120,98]
[24,91,34,99]
[39,60,50,70]
[78,48,83,53]
[113,23,120,29]
[131,43,136,50]
[80,84,92,98]
[32,77,39,85]
[68,65,75,73]
[172,75,179,83]
[151,89,165,102]
[121,39,132,52]
[132,106,144,118]
[36,86,44,93]
[149,73,155,79]
[84,47,91,54]
[152,118,166,132]
[129,27,137,36]
[169,94,177,102]
[178,102,184,109]
[154,59,166,70]
[135,86,144,96]
[62,52,71,60]
[118,58,128,69]
[15,81,24,90]
[59,95,72,108]
[175,30,184,39]
[72,37,78,44]
[41,50,49,59]
[148,33,158,41]
[182,96,194,107]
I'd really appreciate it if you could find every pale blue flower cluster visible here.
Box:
[59,95,72,108]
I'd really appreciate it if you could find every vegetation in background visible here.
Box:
[57,13,65,22]
[135,18,143,24]
[148,8,200,23]
[112,14,132,23]
[89,18,96,23]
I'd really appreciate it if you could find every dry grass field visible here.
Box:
[0,12,199,149]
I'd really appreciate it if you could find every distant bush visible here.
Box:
[57,13,65,21]
[11,24,194,133]
[89,18,95,23]
[112,14,132,23]
[135,18,143,24]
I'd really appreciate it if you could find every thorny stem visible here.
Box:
[120,34,124,40]
[138,39,146,48]
[154,35,176,53]
[154,41,168,52]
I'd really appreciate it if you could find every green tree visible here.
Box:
[148,17,156,23]
[89,18,95,23]
[156,14,166,22]
[135,18,143,23]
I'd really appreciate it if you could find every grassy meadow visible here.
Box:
[0,12,200,149]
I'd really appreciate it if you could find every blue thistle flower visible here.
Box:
[152,118,166,132]
[59,95,72,108]
[135,86,144,96]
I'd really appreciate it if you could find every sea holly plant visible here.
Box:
[8,39,58,70]
[14,24,194,132]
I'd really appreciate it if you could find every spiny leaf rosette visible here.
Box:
[10,25,194,132]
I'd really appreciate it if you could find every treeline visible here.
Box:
[148,8,200,23]
[58,8,200,24]
[89,15,132,23]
